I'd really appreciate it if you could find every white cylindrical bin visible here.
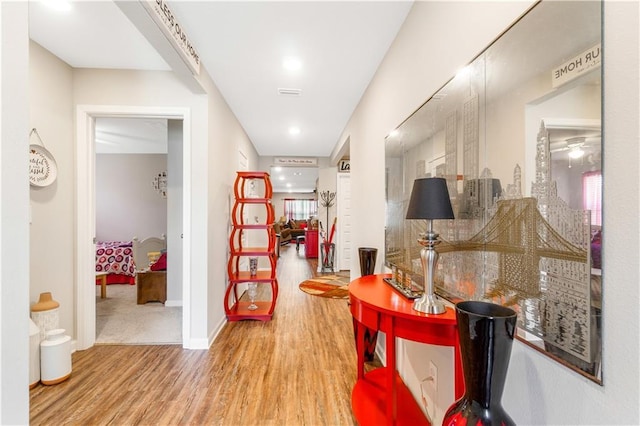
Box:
[29,319,41,388]
[40,328,72,385]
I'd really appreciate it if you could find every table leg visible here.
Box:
[353,318,366,379]
[384,316,397,423]
[99,275,107,298]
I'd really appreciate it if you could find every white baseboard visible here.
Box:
[185,338,210,350]
[165,299,182,307]
[209,316,227,346]
[183,315,226,350]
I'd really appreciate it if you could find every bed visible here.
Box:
[95,240,136,285]
[95,235,166,286]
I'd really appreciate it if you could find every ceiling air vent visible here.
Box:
[278,88,302,96]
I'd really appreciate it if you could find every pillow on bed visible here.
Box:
[150,252,167,271]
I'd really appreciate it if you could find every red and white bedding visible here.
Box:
[96,241,136,285]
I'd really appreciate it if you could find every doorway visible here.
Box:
[75,105,191,349]
[93,117,181,344]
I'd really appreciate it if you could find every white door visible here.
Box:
[337,173,351,271]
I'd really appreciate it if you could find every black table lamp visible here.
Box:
[406,177,454,314]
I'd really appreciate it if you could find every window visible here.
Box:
[283,198,317,221]
[583,171,602,226]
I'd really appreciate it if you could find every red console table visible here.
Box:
[304,229,318,258]
[349,274,464,425]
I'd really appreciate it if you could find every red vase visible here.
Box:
[443,301,517,426]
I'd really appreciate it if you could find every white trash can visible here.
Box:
[40,328,72,385]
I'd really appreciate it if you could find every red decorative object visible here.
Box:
[349,274,464,425]
[150,252,167,271]
[304,229,318,258]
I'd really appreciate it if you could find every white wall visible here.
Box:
[337,1,639,424]
[1,3,30,423]
[198,67,259,343]
[29,41,76,338]
[71,67,257,347]
[72,69,208,347]
[26,43,256,351]
[96,154,167,242]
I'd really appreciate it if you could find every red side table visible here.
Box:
[349,274,464,425]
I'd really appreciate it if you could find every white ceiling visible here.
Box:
[28,1,170,71]
[94,117,169,154]
[28,0,413,192]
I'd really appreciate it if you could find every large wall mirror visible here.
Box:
[385,1,602,383]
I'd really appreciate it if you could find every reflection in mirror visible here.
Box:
[384,1,602,383]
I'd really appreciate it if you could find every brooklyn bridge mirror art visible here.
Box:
[384,1,602,383]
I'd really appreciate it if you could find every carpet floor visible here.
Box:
[95,284,181,345]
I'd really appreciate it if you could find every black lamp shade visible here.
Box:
[406,177,455,220]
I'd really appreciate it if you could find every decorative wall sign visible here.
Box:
[29,128,57,187]
[338,159,350,172]
[144,0,201,75]
[552,44,601,88]
[274,157,317,166]
[153,171,167,198]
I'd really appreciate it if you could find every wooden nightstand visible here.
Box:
[136,271,167,304]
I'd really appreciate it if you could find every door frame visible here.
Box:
[75,105,191,350]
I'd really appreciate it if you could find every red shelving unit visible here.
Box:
[224,171,278,321]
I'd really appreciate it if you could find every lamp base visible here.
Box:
[413,293,446,314]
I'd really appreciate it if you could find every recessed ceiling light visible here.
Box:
[289,127,301,136]
[273,166,282,172]
[283,57,302,71]
[286,183,292,188]
[41,0,72,12]
[279,176,285,181]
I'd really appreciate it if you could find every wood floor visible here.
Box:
[30,244,361,425]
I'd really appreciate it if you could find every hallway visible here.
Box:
[30,244,358,425]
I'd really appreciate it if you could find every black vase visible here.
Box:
[356,247,378,362]
[443,301,517,426]
[358,247,378,276]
